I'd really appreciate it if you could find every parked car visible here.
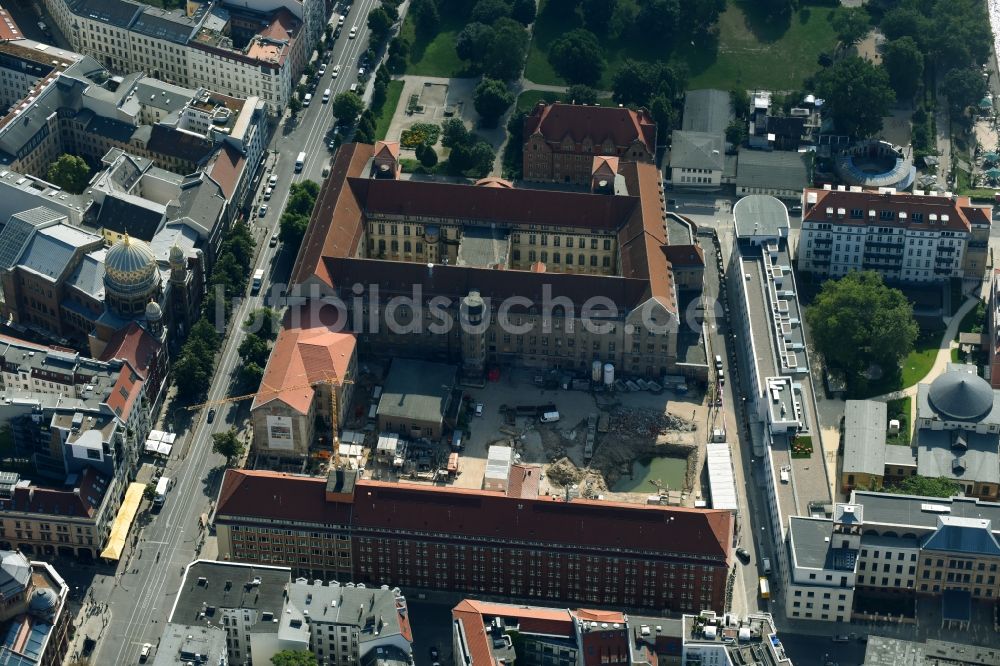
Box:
[268,174,277,187]
[263,187,273,200]
[140,643,152,662]
[318,63,327,75]
[736,547,751,563]
[270,232,279,247]
[338,15,345,26]
[358,67,365,78]
[258,203,268,217]
[474,403,484,417]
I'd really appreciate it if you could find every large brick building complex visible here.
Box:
[288,142,703,382]
[522,103,656,184]
[215,469,734,613]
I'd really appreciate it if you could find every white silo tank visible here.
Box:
[592,360,603,382]
[603,363,615,386]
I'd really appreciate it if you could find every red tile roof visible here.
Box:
[291,143,373,286]
[104,363,142,420]
[802,188,986,233]
[99,321,161,382]
[373,140,400,161]
[207,145,245,200]
[217,470,732,559]
[505,463,540,499]
[454,599,575,639]
[216,470,354,526]
[253,309,356,413]
[525,103,656,153]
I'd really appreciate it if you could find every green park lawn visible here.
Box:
[899,331,941,388]
[400,9,468,77]
[526,0,844,91]
[375,80,405,141]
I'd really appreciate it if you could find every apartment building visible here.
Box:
[44,0,311,111]
[450,602,792,666]
[784,506,859,622]
[0,550,70,666]
[163,560,412,666]
[522,102,656,184]
[797,185,992,283]
[728,195,832,584]
[215,469,734,614]
[289,142,706,382]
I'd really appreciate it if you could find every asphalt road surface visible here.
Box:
[84,1,383,661]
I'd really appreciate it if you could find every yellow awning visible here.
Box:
[100,482,145,561]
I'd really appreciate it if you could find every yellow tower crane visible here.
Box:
[187,371,354,462]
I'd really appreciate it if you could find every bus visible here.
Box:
[759,577,770,600]
[153,477,170,509]
[251,269,264,294]
[295,152,306,172]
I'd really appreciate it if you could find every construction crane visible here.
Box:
[187,371,354,462]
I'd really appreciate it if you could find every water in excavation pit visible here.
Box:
[611,455,687,493]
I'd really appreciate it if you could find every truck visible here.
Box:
[251,269,264,294]
[295,152,306,172]
[152,477,170,509]
[759,577,770,599]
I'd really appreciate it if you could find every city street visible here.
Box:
[63,2,384,662]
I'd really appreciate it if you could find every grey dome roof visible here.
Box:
[28,587,58,620]
[104,234,158,296]
[928,370,995,421]
[145,300,162,320]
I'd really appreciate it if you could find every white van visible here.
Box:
[322,88,331,103]
[715,354,723,369]
[251,269,264,294]
[349,83,358,94]
[295,152,306,172]
[539,411,560,423]
[303,93,312,106]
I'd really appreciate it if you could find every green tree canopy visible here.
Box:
[730,88,751,119]
[805,271,918,381]
[287,96,302,117]
[812,56,894,137]
[473,77,514,127]
[679,0,724,35]
[387,36,410,73]
[831,6,870,47]
[280,213,309,246]
[484,18,528,80]
[725,120,746,147]
[637,0,680,40]
[47,154,91,194]
[612,59,684,108]
[881,37,924,101]
[410,0,440,36]
[332,92,364,124]
[582,0,617,33]
[238,334,269,367]
[367,7,393,41]
[441,117,471,148]
[511,0,536,25]
[212,429,246,466]
[271,650,317,666]
[456,22,494,66]
[942,67,988,117]
[566,84,598,105]
[548,28,604,86]
[143,482,157,502]
[417,143,439,167]
[471,0,510,24]
[245,307,280,340]
[172,352,210,398]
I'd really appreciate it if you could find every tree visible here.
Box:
[883,476,960,498]
[410,0,440,36]
[271,650,317,666]
[441,117,471,148]
[280,213,309,246]
[472,0,511,24]
[942,67,988,117]
[367,7,393,41]
[449,139,495,176]
[245,307,279,340]
[649,94,677,134]
[386,36,410,73]
[46,154,91,194]
[417,144,439,167]
[456,22,494,66]
[511,0,536,25]
[473,77,514,127]
[566,84,598,105]
[287,96,302,117]
[804,271,918,384]
[878,7,928,44]
[190,316,221,350]
[212,429,246,466]
[371,79,388,112]
[238,334,269,367]
[730,88,751,119]
[484,19,528,80]
[637,0,680,40]
[172,352,210,397]
[881,37,923,100]
[357,109,377,138]
[679,0,724,35]
[332,92,364,124]
[812,57,894,137]
[612,59,657,107]
[725,120,746,146]
[582,0,617,33]
[831,6,870,47]
[143,483,157,502]
[239,362,265,390]
[548,29,605,86]
[758,0,796,21]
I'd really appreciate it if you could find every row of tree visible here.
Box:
[278,180,320,252]
[454,0,532,81]
[172,222,258,399]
